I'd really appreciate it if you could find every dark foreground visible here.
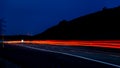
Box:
[0,44,118,68]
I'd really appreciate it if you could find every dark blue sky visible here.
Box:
[1,0,120,35]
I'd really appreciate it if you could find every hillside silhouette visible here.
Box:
[34,6,120,40]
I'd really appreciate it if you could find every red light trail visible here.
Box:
[3,40,120,49]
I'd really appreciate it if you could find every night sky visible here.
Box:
[1,0,120,35]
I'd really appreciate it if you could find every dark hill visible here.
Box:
[34,6,120,40]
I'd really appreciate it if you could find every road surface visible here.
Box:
[0,44,120,68]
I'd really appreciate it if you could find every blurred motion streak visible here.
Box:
[3,40,120,49]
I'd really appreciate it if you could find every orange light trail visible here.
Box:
[3,40,120,49]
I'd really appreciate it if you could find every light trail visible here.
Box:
[3,40,120,49]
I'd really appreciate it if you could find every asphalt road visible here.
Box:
[0,44,119,68]
[25,44,120,66]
